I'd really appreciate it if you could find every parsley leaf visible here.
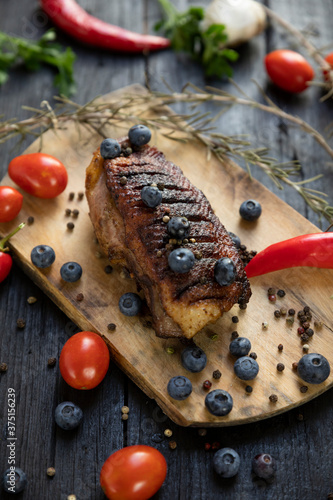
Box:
[156,0,238,78]
[0,29,76,96]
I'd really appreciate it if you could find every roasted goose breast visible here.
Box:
[85,140,251,339]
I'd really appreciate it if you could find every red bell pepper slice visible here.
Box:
[245,232,333,278]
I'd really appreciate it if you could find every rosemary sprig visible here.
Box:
[0,85,332,223]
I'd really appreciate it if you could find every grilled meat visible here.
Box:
[86,139,251,339]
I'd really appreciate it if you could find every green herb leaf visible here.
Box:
[156,0,238,79]
[0,29,76,96]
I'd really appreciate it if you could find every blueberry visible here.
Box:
[252,453,276,480]
[3,467,27,494]
[228,231,241,248]
[167,376,192,400]
[205,389,233,416]
[214,257,236,286]
[181,346,207,373]
[31,245,56,268]
[60,262,82,282]
[118,292,142,316]
[100,138,121,159]
[239,199,262,221]
[167,217,190,240]
[55,402,83,430]
[168,248,195,273]
[229,337,251,357]
[141,186,162,208]
[297,353,330,384]
[234,356,259,380]
[128,124,151,147]
[213,448,240,478]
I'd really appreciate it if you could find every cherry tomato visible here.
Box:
[59,331,110,390]
[100,445,167,500]
[0,186,23,223]
[323,52,333,81]
[8,153,68,199]
[0,223,25,283]
[265,49,314,93]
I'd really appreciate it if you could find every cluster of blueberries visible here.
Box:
[212,449,276,480]
[31,245,82,282]
[167,338,259,417]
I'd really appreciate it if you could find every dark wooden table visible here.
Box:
[1,1,333,499]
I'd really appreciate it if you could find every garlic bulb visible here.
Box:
[202,0,266,46]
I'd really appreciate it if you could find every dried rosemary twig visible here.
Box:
[0,85,332,223]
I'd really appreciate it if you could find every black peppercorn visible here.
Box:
[269,394,278,403]
[288,308,295,316]
[104,265,113,274]
[212,370,222,380]
[300,385,308,393]
[277,363,285,372]
[274,310,281,318]
[277,289,285,297]
[249,352,257,360]
[107,323,116,331]
[47,357,56,367]
[231,331,239,339]
[245,385,253,394]
[67,222,75,230]
[278,344,283,351]
[232,316,239,323]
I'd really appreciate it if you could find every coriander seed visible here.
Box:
[0,362,8,373]
[164,429,173,438]
[47,467,56,477]
[169,440,177,450]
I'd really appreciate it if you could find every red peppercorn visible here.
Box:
[297,327,305,335]
[203,380,212,390]
[211,441,221,450]
[268,294,276,303]
[204,443,211,451]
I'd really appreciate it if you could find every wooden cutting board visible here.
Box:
[0,84,332,427]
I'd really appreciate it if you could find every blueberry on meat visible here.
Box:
[128,124,151,147]
[55,402,83,430]
[167,217,190,241]
[239,199,262,221]
[100,138,121,159]
[60,262,82,282]
[205,389,233,416]
[3,467,27,494]
[141,186,162,208]
[168,248,195,273]
[234,356,259,380]
[167,376,192,400]
[31,245,56,268]
[229,337,251,358]
[297,353,330,384]
[214,257,236,286]
[181,346,207,373]
[213,448,240,478]
[228,231,241,248]
[252,453,276,480]
[119,292,142,316]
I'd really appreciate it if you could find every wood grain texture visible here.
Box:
[1,85,332,429]
[0,1,333,499]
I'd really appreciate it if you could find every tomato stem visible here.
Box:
[0,222,25,252]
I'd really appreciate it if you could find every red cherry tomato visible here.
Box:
[265,49,314,93]
[8,153,68,199]
[59,331,110,390]
[0,252,13,283]
[0,186,23,223]
[100,445,167,500]
[0,223,25,283]
[323,52,333,81]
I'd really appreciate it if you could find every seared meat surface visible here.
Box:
[86,140,251,338]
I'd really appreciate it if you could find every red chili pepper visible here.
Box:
[245,233,333,278]
[40,0,171,52]
[0,223,25,283]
